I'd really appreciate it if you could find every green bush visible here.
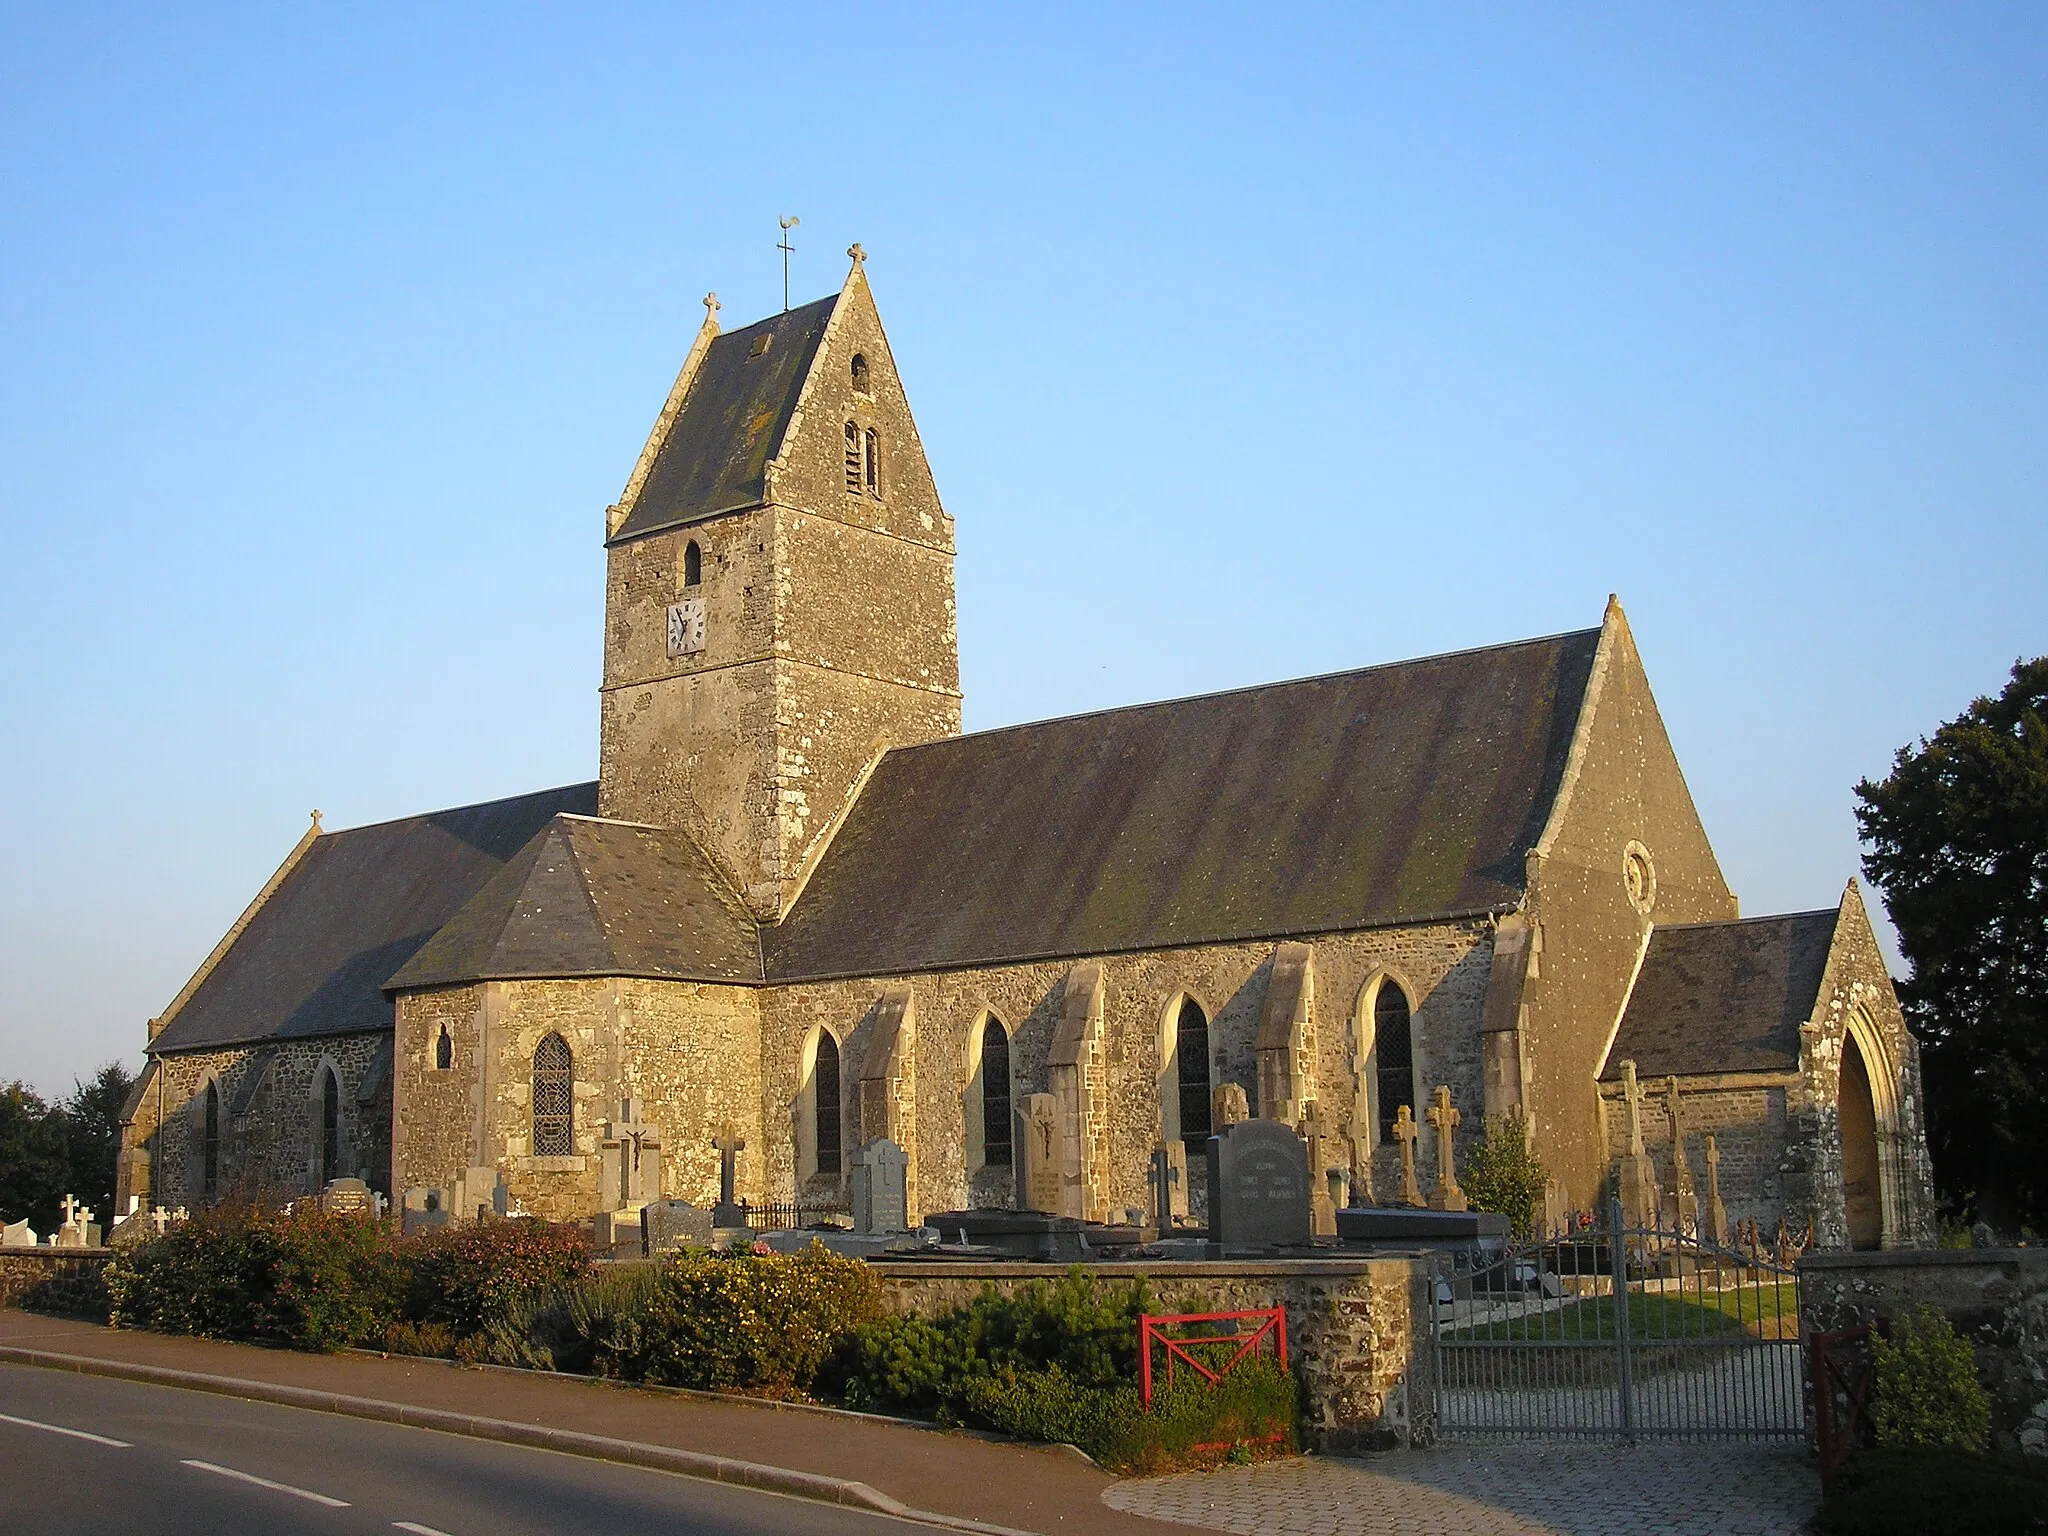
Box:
[107,1202,400,1351]
[1870,1308,1992,1452]
[578,1243,882,1393]
[1463,1112,1549,1240]
[1818,1446,2048,1536]
[399,1217,591,1338]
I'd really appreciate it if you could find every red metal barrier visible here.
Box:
[1811,1324,1878,1488]
[1139,1307,1288,1408]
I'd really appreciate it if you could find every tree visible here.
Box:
[1463,1111,1550,1240]
[63,1062,136,1225]
[1856,658,2048,1233]
[0,1082,70,1233]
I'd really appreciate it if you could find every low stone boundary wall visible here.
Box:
[0,1249,114,1318]
[871,1257,1422,1453]
[1799,1247,2048,1457]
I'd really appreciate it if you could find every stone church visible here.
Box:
[116,253,1936,1252]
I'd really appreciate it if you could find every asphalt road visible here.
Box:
[0,1364,944,1535]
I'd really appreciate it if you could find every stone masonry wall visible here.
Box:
[1800,1249,2048,1457]
[129,1033,391,1211]
[873,1258,1423,1453]
[760,921,1497,1223]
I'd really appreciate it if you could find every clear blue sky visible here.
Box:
[3,6,2043,1097]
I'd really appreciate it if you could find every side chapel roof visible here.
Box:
[1600,908,1842,1081]
[766,627,1603,979]
[607,294,839,544]
[148,784,597,1054]
[388,814,761,989]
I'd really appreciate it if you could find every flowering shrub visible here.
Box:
[107,1202,399,1352]
[399,1217,591,1337]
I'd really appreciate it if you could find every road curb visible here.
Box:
[0,1344,1039,1536]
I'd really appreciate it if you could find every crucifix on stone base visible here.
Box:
[1426,1085,1468,1212]
[599,1098,662,1211]
[711,1125,746,1226]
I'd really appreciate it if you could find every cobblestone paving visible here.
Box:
[1102,1444,1820,1536]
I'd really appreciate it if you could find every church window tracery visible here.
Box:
[533,1033,574,1157]
[814,1031,843,1177]
[683,540,702,588]
[980,1017,1012,1169]
[1373,980,1415,1139]
[1175,998,1212,1158]
[319,1067,340,1186]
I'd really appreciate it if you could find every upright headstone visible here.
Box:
[1392,1104,1423,1207]
[1207,1119,1312,1248]
[1425,1086,1468,1212]
[1148,1141,1188,1229]
[1543,1178,1568,1238]
[1704,1134,1730,1247]
[1,1220,36,1248]
[641,1198,715,1255]
[851,1138,909,1235]
[321,1178,374,1216]
[401,1186,450,1235]
[710,1126,747,1227]
[1347,1135,1375,1207]
[1299,1102,1338,1236]
[450,1166,508,1222]
[1617,1061,1660,1230]
[1664,1078,1699,1237]
[600,1098,663,1211]
[1211,1083,1250,1129]
[1016,1094,1061,1213]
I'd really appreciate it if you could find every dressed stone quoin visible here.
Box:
[115,253,1936,1252]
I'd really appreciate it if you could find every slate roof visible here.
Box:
[388,815,761,989]
[608,295,838,544]
[149,784,597,1054]
[765,628,1603,979]
[1601,910,1841,1081]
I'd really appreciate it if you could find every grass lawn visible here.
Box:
[1449,1280,1799,1341]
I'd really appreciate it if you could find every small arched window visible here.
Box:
[319,1068,341,1186]
[850,353,870,393]
[980,1018,1012,1169]
[1373,981,1415,1139]
[533,1033,573,1156]
[202,1082,221,1203]
[844,421,862,492]
[683,540,702,588]
[863,428,881,495]
[1176,998,1212,1157]
[815,1031,843,1176]
[435,1024,452,1071]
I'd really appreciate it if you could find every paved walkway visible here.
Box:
[1103,1444,1821,1536]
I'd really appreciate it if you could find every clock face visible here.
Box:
[666,598,706,658]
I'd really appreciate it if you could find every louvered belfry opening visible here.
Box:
[533,1032,574,1156]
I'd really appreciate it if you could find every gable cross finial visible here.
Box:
[310,809,323,833]
[847,242,867,266]
[702,292,721,321]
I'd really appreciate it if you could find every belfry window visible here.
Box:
[1373,981,1415,1139]
[864,428,881,495]
[683,540,702,588]
[1176,998,1212,1158]
[319,1068,340,1186]
[533,1033,573,1156]
[844,422,862,492]
[435,1024,452,1071]
[202,1082,221,1203]
[815,1031,843,1177]
[850,353,870,393]
[981,1018,1012,1169]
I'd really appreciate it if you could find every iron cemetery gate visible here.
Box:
[1427,1202,1806,1443]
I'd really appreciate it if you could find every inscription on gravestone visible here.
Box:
[1207,1119,1311,1248]
[851,1138,909,1235]
[641,1199,715,1255]
[1016,1094,1061,1214]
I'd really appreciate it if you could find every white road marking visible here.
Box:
[181,1459,351,1508]
[0,1410,132,1448]
[393,1524,455,1535]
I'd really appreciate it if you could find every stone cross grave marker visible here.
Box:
[711,1126,747,1226]
[641,1198,715,1256]
[601,1098,663,1211]
[1017,1094,1061,1213]
[1299,1101,1338,1236]
[150,1207,171,1237]
[1665,1077,1699,1236]
[1425,1086,1468,1212]
[1704,1134,1730,1247]
[1211,1082,1250,1129]
[1148,1141,1188,1229]
[1618,1060,1660,1229]
[1392,1104,1423,1207]
[851,1138,909,1235]
[1208,1119,1312,1248]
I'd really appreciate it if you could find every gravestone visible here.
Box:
[1704,1134,1730,1247]
[450,1166,508,1222]
[1665,1078,1699,1236]
[321,1178,374,1216]
[1616,1061,1660,1230]
[53,1196,94,1247]
[1207,1118,1311,1248]
[600,1098,663,1211]
[2,1220,36,1248]
[1391,1104,1423,1206]
[851,1138,910,1235]
[710,1126,747,1227]
[401,1186,450,1235]
[1299,1102,1338,1237]
[1148,1141,1188,1229]
[1211,1083,1250,1129]
[1347,1136,1375,1207]
[641,1198,715,1255]
[1016,1094,1060,1213]
[1425,1086,1467,1212]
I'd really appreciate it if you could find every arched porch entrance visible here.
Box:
[1839,1030,1886,1250]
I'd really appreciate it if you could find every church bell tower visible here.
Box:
[597,250,961,918]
